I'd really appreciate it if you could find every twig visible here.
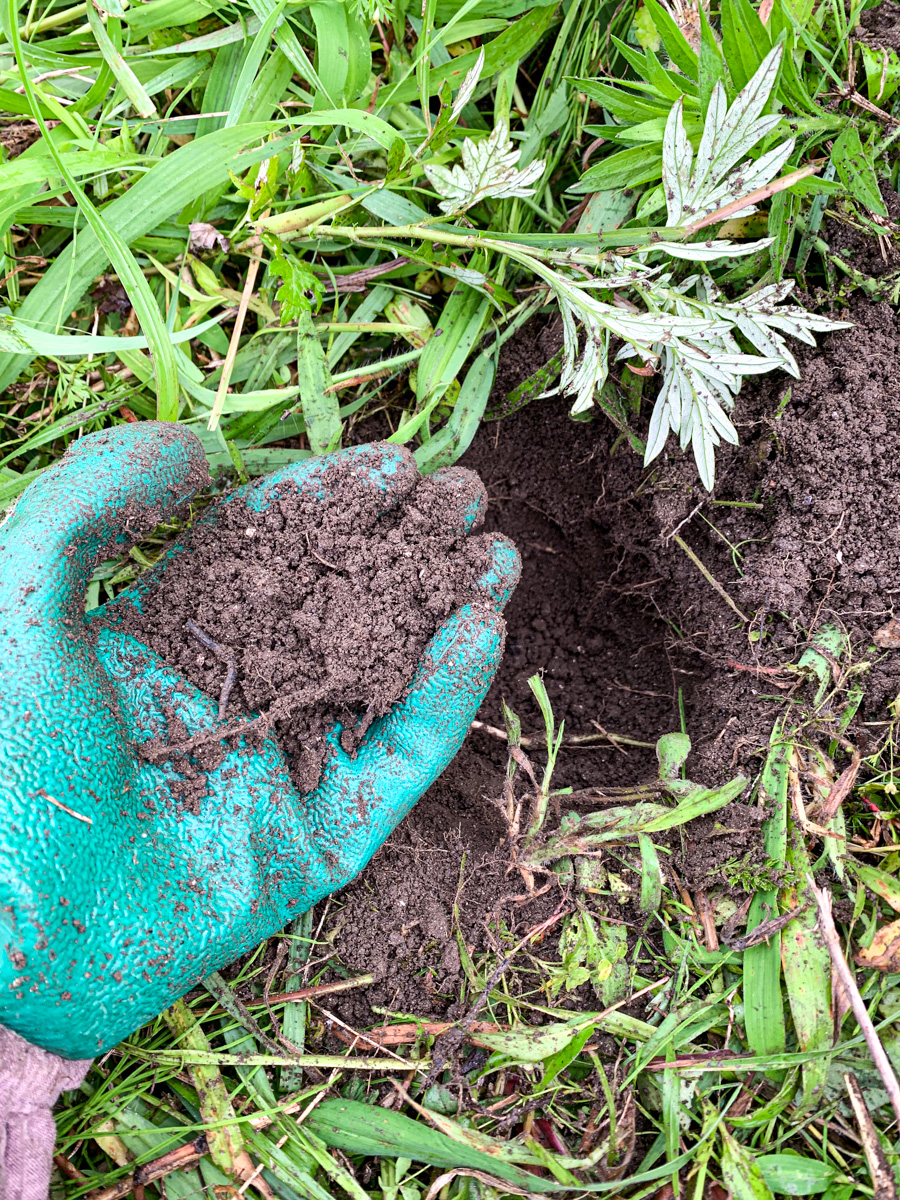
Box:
[844,1072,899,1200]
[810,879,900,1130]
[36,788,93,825]
[721,907,802,952]
[264,973,375,1006]
[470,719,654,749]
[422,906,568,1087]
[185,620,237,720]
[682,160,826,235]
[207,224,268,432]
[696,890,719,952]
[671,534,748,623]
[816,752,862,825]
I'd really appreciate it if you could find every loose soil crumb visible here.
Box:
[114,446,493,797]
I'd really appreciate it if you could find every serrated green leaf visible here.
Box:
[271,254,325,323]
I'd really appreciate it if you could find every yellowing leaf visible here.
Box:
[855,919,900,972]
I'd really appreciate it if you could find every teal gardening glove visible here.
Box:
[0,424,518,1068]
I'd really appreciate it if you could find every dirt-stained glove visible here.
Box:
[0,423,519,1064]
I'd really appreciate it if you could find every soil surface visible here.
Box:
[857,0,900,48]
[114,447,493,796]
[322,297,900,1025]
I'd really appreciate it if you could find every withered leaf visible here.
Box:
[874,617,900,649]
[854,918,900,971]
[189,222,230,253]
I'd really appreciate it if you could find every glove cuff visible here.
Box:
[0,1026,91,1200]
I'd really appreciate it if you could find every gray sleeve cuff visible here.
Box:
[0,1026,91,1200]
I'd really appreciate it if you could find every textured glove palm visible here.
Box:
[0,424,518,1059]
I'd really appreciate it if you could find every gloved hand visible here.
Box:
[0,423,519,1062]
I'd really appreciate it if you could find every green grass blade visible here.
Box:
[295,309,339,454]
[0,123,284,393]
[743,730,790,1057]
[8,3,179,420]
[224,0,287,128]
[86,7,157,118]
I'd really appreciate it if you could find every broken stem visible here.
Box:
[810,878,900,1130]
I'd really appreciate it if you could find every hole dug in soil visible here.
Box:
[320,297,900,1030]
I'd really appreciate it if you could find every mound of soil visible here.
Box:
[323,297,900,1024]
[114,448,492,795]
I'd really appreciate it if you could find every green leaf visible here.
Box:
[574,80,671,123]
[721,0,772,92]
[570,144,663,193]
[271,254,325,323]
[0,123,284,395]
[721,1127,776,1200]
[295,310,339,454]
[861,43,900,105]
[541,1024,594,1088]
[743,730,789,1057]
[642,0,699,79]
[831,124,888,218]
[756,1155,837,1196]
[638,833,663,913]
[698,5,727,115]
[657,732,691,782]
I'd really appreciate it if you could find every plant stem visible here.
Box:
[810,879,900,1130]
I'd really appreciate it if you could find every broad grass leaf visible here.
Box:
[414,285,488,405]
[831,125,888,218]
[305,1099,556,1189]
[10,20,179,421]
[415,348,495,474]
[0,123,285,394]
[782,820,832,1106]
[295,311,339,454]
[721,1127,777,1200]
[744,731,789,1056]
[756,1155,837,1196]
[381,4,557,105]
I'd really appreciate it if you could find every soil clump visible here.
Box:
[113,447,493,798]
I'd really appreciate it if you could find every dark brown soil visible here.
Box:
[826,180,900,278]
[322,298,900,1025]
[113,447,492,796]
[856,0,900,48]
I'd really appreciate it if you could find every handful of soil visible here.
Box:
[113,446,495,796]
